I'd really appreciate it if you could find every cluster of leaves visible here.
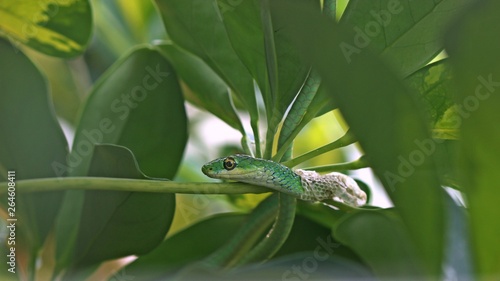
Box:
[1,0,500,280]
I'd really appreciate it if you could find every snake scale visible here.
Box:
[202,154,366,207]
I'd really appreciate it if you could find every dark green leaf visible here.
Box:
[217,0,270,107]
[183,253,373,281]
[0,39,67,255]
[70,145,175,269]
[121,213,371,281]
[272,1,445,275]
[341,0,472,76]
[154,0,259,137]
[69,47,187,178]
[270,3,313,117]
[354,179,372,204]
[121,213,247,280]
[0,0,92,57]
[334,210,425,278]
[404,62,461,187]
[433,140,461,189]
[445,0,500,275]
[219,0,310,149]
[155,41,244,132]
[54,47,186,273]
[275,215,364,266]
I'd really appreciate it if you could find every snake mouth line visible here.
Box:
[203,169,257,179]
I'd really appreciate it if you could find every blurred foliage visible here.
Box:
[1,0,499,280]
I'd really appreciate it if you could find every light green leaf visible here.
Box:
[405,61,454,125]
[403,60,460,139]
[0,0,92,57]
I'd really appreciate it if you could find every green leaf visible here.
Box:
[405,60,454,126]
[275,215,364,265]
[228,0,314,118]
[25,51,85,124]
[270,2,314,118]
[275,70,322,161]
[154,0,260,150]
[433,140,460,189]
[272,1,445,275]
[54,46,186,273]
[155,41,244,132]
[68,145,175,271]
[340,0,472,76]
[0,39,67,260]
[218,0,310,156]
[120,213,247,280]
[445,0,500,275]
[334,210,425,278]
[69,46,187,178]
[217,0,270,106]
[183,253,372,280]
[121,213,371,280]
[432,106,460,140]
[273,215,331,257]
[404,60,460,140]
[0,0,92,57]
[296,201,347,229]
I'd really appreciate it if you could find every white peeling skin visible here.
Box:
[294,169,367,207]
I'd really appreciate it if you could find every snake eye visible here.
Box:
[223,157,237,170]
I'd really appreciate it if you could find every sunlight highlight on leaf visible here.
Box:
[0,0,91,57]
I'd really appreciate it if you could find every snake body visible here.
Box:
[202,154,366,207]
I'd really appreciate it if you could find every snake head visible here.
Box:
[201,154,302,194]
[201,154,254,180]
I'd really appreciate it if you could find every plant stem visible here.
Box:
[247,115,262,158]
[282,130,357,168]
[302,156,368,173]
[0,177,269,195]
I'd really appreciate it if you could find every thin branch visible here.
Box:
[301,156,369,173]
[282,130,357,168]
[0,177,269,195]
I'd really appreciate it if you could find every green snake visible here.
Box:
[202,154,367,207]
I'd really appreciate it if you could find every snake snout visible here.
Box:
[201,165,212,176]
